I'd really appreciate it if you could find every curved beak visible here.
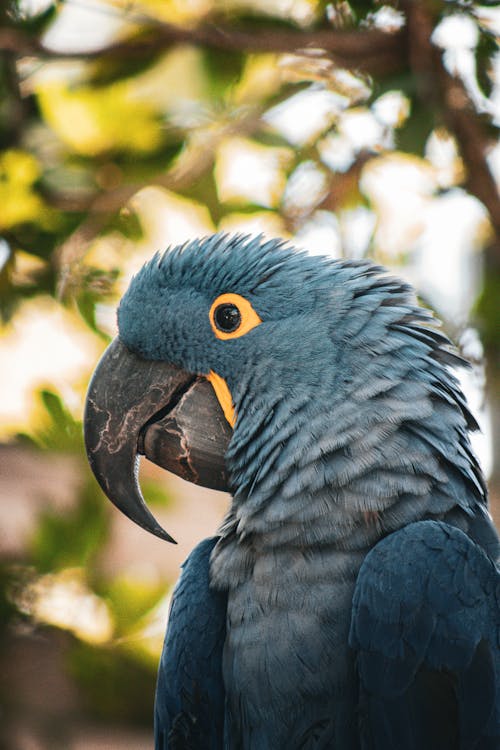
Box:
[84,338,231,542]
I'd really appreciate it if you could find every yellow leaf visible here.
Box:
[37,81,162,156]
[0,149,40,185]
[0,150,56,230]
[233,54,282,104]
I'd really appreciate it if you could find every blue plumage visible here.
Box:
[350,521,499,749]
[116,234,500,749]
[155,538,226,749]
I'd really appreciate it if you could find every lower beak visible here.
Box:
[84,338,231,542]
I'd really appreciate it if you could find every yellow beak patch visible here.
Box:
[207,370,236,427]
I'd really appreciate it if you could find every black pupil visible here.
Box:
[214,303,241,333]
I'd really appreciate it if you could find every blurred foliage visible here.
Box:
[0,0,499,742]
[28,388,84,451]
[68,640,157,724]
[30,478,109,572]
[476,273,500,365]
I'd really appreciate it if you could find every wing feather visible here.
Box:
[349,521,500,750]
[155,537,227,750]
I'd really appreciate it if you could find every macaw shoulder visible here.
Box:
[350,520,500,749]
[155,537,227,750]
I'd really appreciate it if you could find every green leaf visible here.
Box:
[68,640,156,724]
[32,389,83,453]
[395,94,435,156]
[203,48,245,100]
[102,576,167,636]
[30,478,110,573]
[140,478,172,508]
[74,265,119,336]
[88,48,164,88]
[10,1,58,31]
[476,30,497,101]
[475,266,500,353]
[0,564,22,632]
[75,291,100,335]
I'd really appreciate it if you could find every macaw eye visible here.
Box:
[209,293,262,340]
[214,303,241,333]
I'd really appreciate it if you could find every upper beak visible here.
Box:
[84,338,232,542]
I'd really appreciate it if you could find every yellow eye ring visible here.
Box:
[209,293,262,340]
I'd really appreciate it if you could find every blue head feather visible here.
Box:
[118,233,496,566]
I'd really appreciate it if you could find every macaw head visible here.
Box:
[84,234,485,544]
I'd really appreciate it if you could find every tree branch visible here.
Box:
[1,52,26,147]
[403,2,500,251]
[0,21,406,76]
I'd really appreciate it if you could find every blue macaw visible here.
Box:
[84,234,500,749]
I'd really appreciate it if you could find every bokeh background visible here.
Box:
[0,1,499,748]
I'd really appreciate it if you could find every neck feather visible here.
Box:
[221,313,485,554]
